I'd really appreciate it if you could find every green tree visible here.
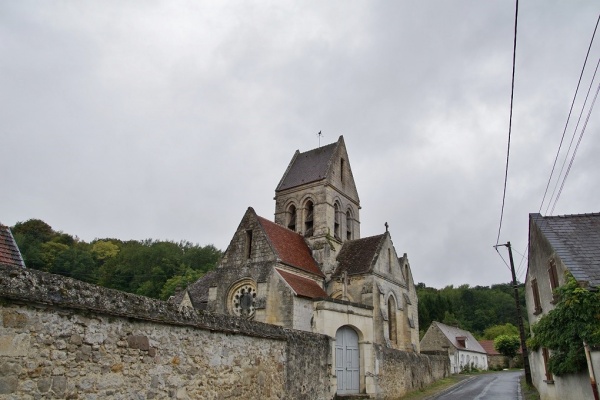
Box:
[483,323,519,340]
[528,273,600,375]
[494,334,520,359]
[160,267,205,300]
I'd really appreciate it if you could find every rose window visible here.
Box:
[231,284,257,319]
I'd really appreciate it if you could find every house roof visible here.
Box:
[257,216,323,277]
[0,224,25,268]
[433,321,487,354]
[478,339,522,356]
[478,340,501,356]
[531,212,600,288]
[333,233,386,277]
[275,140,338,192]
[276,268,328,299]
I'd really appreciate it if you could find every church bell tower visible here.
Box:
[273,136,360,276]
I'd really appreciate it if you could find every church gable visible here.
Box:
[219,207,279,267]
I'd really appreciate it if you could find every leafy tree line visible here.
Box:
[11,219,222,300]
[417,281,528,339]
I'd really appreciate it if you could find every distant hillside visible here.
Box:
[10,219,222,300]
[417,282,527,339]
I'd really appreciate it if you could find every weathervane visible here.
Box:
[317,131,323,147]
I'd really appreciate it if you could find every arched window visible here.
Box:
[388,296,397,345]
[287,204,297,231]
[304,200,314,237]
[346,210,353,240]
[334,202,341,240]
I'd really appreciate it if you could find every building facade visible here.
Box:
[174,136,420,396]
[420,321,488,373]
[526,213,600,400]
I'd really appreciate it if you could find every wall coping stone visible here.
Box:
[0,264,325,343]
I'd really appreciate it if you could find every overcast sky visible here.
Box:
[2,1,599,288]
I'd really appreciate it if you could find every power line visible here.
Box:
[546,56,600,215]
[551,80,600,214]
[495,0,520,247]
[539,14,600,214]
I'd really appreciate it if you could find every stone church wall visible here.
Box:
[0,265,448,399]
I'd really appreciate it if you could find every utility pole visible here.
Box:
[497,241,532,385]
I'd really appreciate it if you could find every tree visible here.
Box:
[483,323,519,340]
[528,273,600,375]
[494,334,520,359]
[160,267,204,300]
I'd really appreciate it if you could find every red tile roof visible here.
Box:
[479,339,522,355]
[276,268,327,299]
[257,216,323,277]
[478,340,501,355]
[0,224,25,268]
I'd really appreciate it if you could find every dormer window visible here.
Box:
[456,336,466,348]
[304,200,314,237]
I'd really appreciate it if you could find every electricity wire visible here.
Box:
[495,0,519,247]
[538,14,600,214]
[545,56,600,215]
[551,80,600,214]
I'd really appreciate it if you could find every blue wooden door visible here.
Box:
[335,326,360,394]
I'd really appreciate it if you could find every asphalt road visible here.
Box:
[429,371,523,400]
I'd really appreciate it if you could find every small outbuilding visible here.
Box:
[420,321,488,373]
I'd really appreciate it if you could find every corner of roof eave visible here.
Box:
[275,150,300,192]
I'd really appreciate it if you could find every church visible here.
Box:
[174,136,419,395]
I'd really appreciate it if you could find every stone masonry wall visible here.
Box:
[0,264,448,399]
[374,344,450,399]
[0,265,330,400]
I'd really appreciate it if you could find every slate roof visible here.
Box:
[333,234,386,277]
[433,321,487,354]
[275,140,338,192]
[257,216,324,277]
[0,224,25,268]
[276,268,328,299]
[531,212,600,288]
[170,270,218,310]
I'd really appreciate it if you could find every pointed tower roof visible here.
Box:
[332,233,387,277]
[275,136,359,201]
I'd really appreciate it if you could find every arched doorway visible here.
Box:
[335,326,360,394]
